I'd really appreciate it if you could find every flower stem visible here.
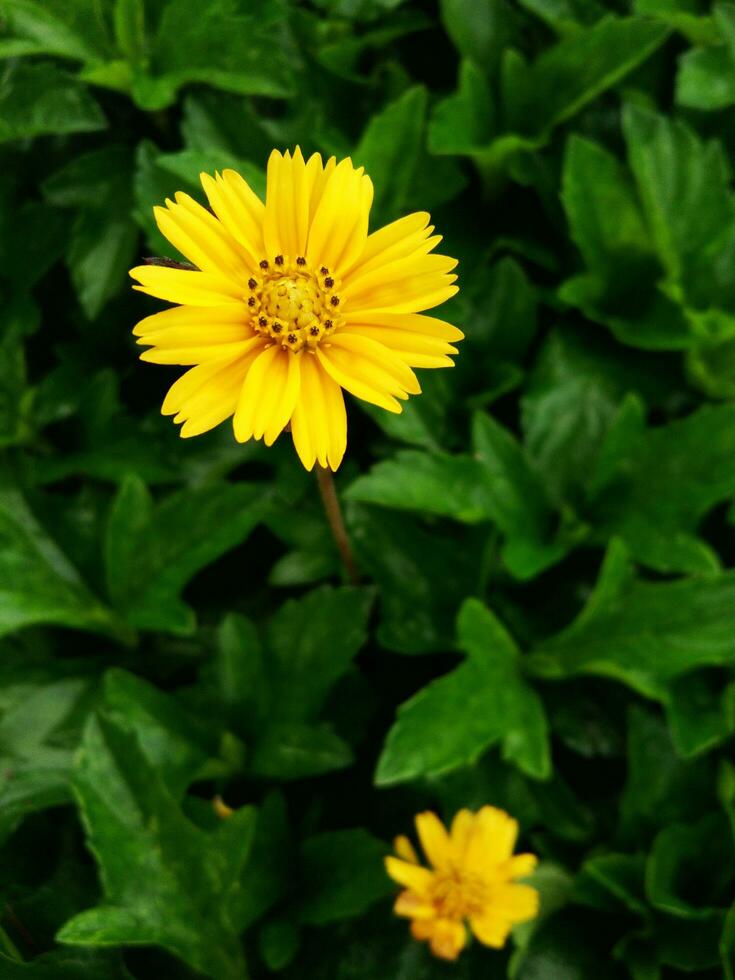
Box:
[315,465,360,585]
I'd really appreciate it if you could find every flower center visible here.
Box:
[430,868,488,921]
[246,255,343,353]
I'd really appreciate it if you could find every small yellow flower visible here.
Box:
[130,148,462,470]
[385,807,539,961]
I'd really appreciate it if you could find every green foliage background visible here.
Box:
[1,0,735,976]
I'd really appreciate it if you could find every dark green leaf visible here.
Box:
[376,598,550,784]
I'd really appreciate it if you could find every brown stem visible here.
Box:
[315,465,360,585]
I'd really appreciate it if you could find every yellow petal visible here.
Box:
[306,153,336,226]
[393,835,419,864]
[160,352,257,437]
[316,344,402,414]
[344,325,458,369]
[343,252,457,306]
[263,148,310,259]
[130,265,244,307]
[343,310,464,343]
[306,158,372,272]
[415,812,452,871]
[154,193,250,282]
[345,271,458,316]
[469,913,512,950]
[290,352,347,470]
[466,806,519,873]
[394,891,436,920]
[449,809,476,862]
[133,304,250,340]
[413,918,467,961]
[200,169,264,265]
[384,856,434,895]
[140,338,260,366]
[262,348,301,446]
[501,854,538,881]
[232,344,280,443]
[341,211,431,279]
[328,333,421,395]
[491,883,540,923]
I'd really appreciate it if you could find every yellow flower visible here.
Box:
[130,148,462,470]
[385,807,539,961]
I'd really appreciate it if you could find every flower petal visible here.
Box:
[130,266,244,307]
[316,343,403,414]
[384,856,434,895]
[133,304,250,340]
[263,348,301,446]
[328,333,421,394]
[469,913,512,950]
[501,854,538,881]
[154,193,250,282]
[160,351,259,437]
[449,809,476,863]
[394,891,436,920]
[306,158,373,272]
[415,812,452,871]
[290,352,347,470]
[415,919,467,961]
[466,806,519,874]
[344,270,458,316]
[393,835,420,864]
[200,169,265,264]
[264,148,311,259]
[343,251,457,307]
[341,211,431,280]
[343,310,464,343]
[233,344,278,443]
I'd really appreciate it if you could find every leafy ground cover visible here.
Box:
[1,0,735,976]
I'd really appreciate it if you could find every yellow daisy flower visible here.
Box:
[385,806,539,961]
[130,148,462,470]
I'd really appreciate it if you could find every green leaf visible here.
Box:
[265,585,373,722]
[623,103,735,326]
[0,949,132,978]
[621,705,716,836]
[57,714,256,980]
[133,0,297,109]
[677,3,735,110]
[0,62,105,142]
[529,541,735,697]
[104,475,271,633]
[298,829,392,925]
[346,415,559,579]
[591,404,735,573]
[354,84,465,221]
[0,0,109,62]
[647,814,733,919]
[249,720,353,780]
[213,588,371,780]
[439,0,515,70]
[428,60,496,157]
[68,209,138,320]
[0,672,96,840]
[113,0,146,66]
[376,598,550,784]
[345,449,495,523]
[664,672,734,758]
[508,16,669,136]
[560,133,692,349]
[347,504,484,654]
[101,668,213,796]
[0,478,129,642]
